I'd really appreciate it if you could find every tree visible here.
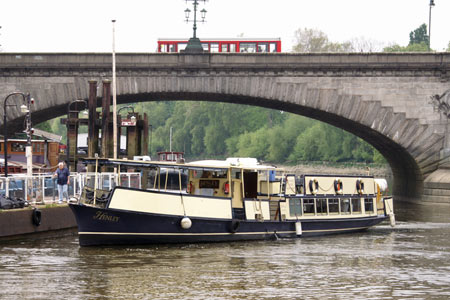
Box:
[292,28,353,53]
[409,23,429,46]
[383,42,429,52]
[348,36,384,52]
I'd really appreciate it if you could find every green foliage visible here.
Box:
[383,23,431,52]
[409,23,429,46]
[383,42,429,52]
[35,101,386,165]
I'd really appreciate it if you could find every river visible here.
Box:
[0,204,450,300]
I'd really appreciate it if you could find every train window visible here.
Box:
[229,44,236,52]
[240,43,256,53]
[269,43,277,52]
[211,43,219,52]
[178,43,187,52]
[202,43,209,51]
[258,43,268,52]
[160,44,167,52]
[168,44,176,52]
[221,44,228,52]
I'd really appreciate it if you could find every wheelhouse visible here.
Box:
[157,38,282,53]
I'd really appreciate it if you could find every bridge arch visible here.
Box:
[1,52,449,203]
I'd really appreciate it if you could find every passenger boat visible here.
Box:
[69,157,395,246]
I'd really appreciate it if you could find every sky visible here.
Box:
[0,0,449,53]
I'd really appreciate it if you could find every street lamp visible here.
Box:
[66,99,87,171]
[3,92,33,178]
[183,0,208,53]
[429,0,435,50]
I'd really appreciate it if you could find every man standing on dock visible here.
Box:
[54,162,70,203]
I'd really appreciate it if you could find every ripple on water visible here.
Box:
[0,222,450,299]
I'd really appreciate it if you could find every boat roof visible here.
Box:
[188,158,277,170]
[81,157,278,171]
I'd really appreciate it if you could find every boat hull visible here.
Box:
[69,204,388,246]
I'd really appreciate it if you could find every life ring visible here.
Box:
[308,179,319,195]
[229,219,240,233]
[334,179,343,194]
[356,179,365,195]
[32,208,42,227]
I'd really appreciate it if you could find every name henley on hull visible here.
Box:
[69,158,395,246]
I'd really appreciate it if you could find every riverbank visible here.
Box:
[0,204,76,242]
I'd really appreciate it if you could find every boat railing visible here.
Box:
[79,172,141,206]
[0,172,141,205]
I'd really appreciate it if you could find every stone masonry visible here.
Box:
[0,52,449,205]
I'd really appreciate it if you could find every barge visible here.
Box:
[69,157,394,246]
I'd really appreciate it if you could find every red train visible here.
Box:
[158,38,281,53]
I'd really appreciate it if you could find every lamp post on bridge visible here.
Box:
[428,0,435,51]
[3,92,32,179]
[183,0,207,53]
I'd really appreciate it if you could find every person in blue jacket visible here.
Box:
[53,162,70,203]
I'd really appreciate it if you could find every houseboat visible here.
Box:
[69,157,395,246]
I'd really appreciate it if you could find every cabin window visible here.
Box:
[229,44,236,52]
[340,199,350,214]
[351,198,362,214]
[199,170,227,179]
[11,142,25,153]
[289,198,302,217]
[328,198,339,213]
[168,44,176,52]
[231,169,241,179]
[202,43,209,51]
[364,198,374,213]
[303,198,315,215]
[316,198,327,215]
[32,143,43,153]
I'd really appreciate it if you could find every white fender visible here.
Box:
[180,217,192,229]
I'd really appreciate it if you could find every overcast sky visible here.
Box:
[0,0,449,53]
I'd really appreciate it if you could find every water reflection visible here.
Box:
[1,223,450,299]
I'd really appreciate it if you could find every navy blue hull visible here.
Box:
[69,204,387,246]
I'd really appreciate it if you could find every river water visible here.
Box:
[1,205,450,300]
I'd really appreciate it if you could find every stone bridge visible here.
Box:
[0,52,449,205]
